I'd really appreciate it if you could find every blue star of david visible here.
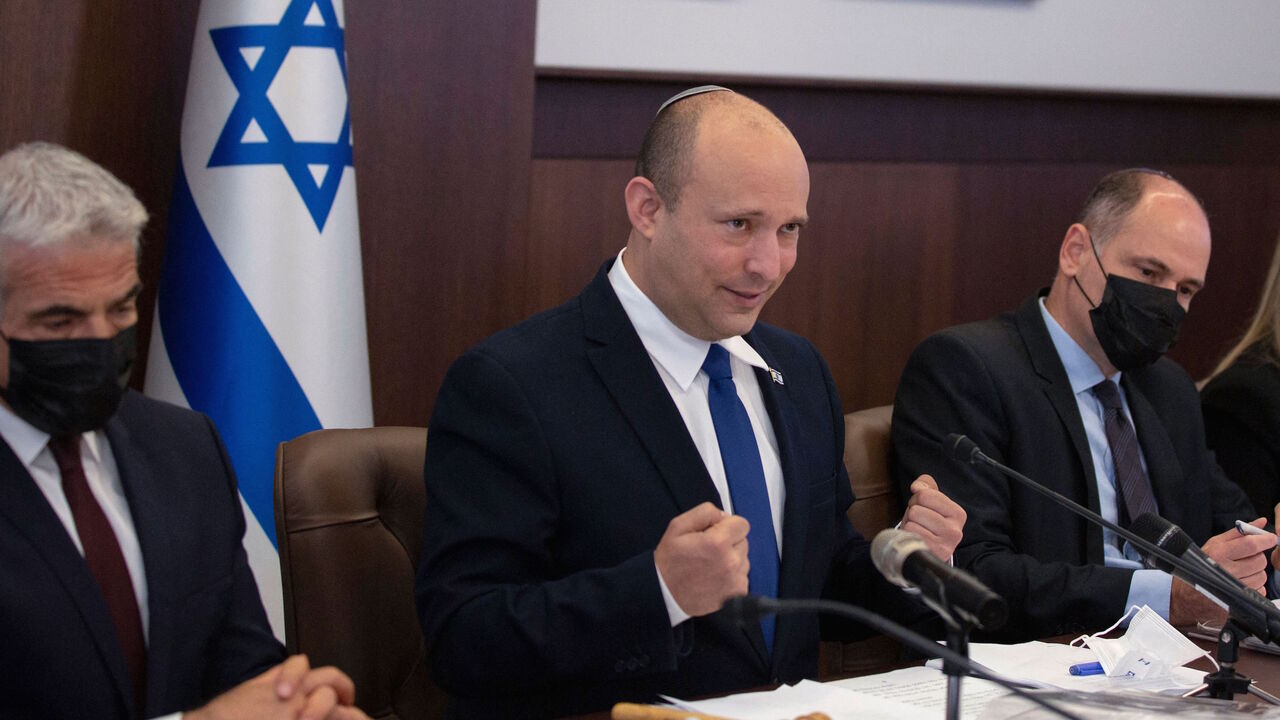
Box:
[208,0,352,231]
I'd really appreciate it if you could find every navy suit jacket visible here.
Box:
[0,391,284,719]
[416,263,916,719]
[891,292,1253,641]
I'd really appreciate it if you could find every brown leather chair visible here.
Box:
[819,405,906,677]
[274,426,443,720]
[844,405,901,538]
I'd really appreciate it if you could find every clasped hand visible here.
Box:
[186,654,370,720]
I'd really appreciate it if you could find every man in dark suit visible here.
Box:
[0,142,367,720]
[891,168,1276,642]
[416,87,967,718]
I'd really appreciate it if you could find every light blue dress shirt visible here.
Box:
[1037,298,1173,619]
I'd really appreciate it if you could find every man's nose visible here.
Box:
[745,235,782,282]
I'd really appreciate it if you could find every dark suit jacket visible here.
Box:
[891,292,1252,641]
[0,391,284,719]
[1201,348,1280,518]
[416,262,915,719]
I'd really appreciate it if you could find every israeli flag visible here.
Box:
[145,0,372,639]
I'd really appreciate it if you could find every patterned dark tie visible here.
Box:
[702,343,779,653]
[48,435,148,715]
[1091,380,1158,527]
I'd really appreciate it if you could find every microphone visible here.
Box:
[948,434,982,465]
[946,433,1280,642]
[722,595,1081,720]
[1130,512,1236,587]
[1130,512,1280,639]
[870,528,1008,631]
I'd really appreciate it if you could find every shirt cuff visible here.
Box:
[1127,568,1173,621]
[655,559,692,627]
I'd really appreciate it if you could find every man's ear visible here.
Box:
[624,176,664,239]
[1059,223,1092,279]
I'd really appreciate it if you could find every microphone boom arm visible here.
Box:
[945,434,1280,642]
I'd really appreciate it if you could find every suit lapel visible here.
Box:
[745,331,807,673]
[1120,374,1186,528]
[582,264,773,669]
[580,265,721,515]
[1014,293,1105,563]
[105,412,174,715]
[0,434,135,717]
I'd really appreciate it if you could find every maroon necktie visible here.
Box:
[1091,380,1158,527]
[48,434,148,715]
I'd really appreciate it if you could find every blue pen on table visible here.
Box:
[1235,519,1280,547]
[1068,662,1104,676]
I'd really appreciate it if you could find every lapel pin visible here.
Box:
[769,368,784,386]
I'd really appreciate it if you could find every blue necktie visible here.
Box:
[702,343,779,653]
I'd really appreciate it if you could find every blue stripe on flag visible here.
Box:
[158,162,321,545]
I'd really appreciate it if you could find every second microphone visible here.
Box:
[871,528,1009,632]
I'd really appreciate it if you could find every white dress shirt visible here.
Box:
[0,402,151,639]
[608,250,787,625]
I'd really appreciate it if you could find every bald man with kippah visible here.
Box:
[415,87,966,719]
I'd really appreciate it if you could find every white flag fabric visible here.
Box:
[145,0,372,639]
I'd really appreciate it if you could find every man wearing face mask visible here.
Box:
[891,168,1275,641]
[0,142,369,720]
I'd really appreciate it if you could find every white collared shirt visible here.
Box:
[0,402,150,640]
[608,249,786,625]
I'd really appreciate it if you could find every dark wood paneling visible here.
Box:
[535,75,1280,164]
[1169,165,1280,376]
[524,159,634,317]
[346,1,537,425]
[766,163,960,410]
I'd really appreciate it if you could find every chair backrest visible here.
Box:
[274,426,442,720]
[844,405,901,537]
[824,404,904,676]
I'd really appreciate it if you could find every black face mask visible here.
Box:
[0,324,137,436]
[1073,236,1185,372]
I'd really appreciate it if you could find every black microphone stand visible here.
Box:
[916,591,975,720]
[1186,618,1280,704]
[949,434,1280,703]
[943,618,972,720]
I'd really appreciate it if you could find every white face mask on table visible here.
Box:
[1072,605,1215,680]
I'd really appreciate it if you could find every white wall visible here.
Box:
[536,0,1280,99]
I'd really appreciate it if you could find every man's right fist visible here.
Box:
[654,502,751,617]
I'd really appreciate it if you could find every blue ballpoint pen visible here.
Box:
[1068,662,1104,676]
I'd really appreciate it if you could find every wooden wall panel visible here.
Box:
[345,1,537,425]
[523,159,634,317]
[771,163,960,410]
